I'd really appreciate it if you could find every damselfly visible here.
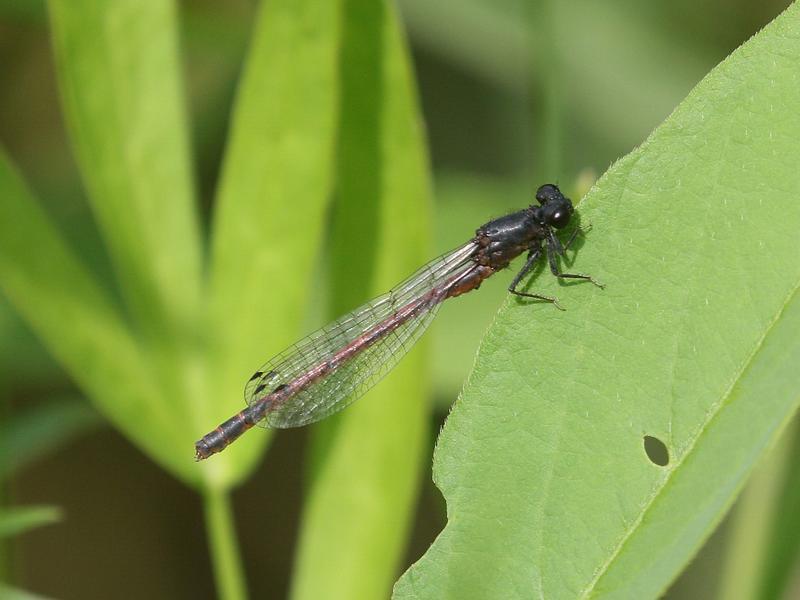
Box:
[195,184,602,460]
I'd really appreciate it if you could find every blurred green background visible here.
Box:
[0,0,796,598]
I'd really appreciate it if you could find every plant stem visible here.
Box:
[203,488,248,600]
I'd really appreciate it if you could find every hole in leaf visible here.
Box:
[643,435,669,466]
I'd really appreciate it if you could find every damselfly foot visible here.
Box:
[508,289,565,311]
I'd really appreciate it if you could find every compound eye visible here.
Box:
[549,208,571,229]
[543,200,573,228]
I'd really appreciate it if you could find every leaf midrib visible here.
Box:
[578,280,800,598]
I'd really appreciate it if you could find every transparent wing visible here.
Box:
[266,290,442,427]
[244,241,478,428]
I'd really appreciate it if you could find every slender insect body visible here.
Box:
[478,209,540,255]
[195,183,601,460]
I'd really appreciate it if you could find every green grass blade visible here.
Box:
[289,3,432,599]
[47,0,201,336]
[395,4,800,599]
[0,506,61,539]
[202,0,340,485]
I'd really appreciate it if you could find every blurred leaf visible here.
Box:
[48,0,202,337]
[395,4,800,599]
[0,153,187,478]
[399,0,530,92]
[0,296,58,385]
[201,0,340,487]
[0,0,45,22]
[289,2,432,599]
[0,398,101,480]
[716,419,798,600]
[755,419,800,599]
[44,0,214,485]
[550,0,711,148]
[0,506,60,539]
[0,583,55,600]
[400,0,715,166]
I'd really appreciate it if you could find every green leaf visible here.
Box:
[395,4,800,599]
[757,421,800,599]
[0,583,55,600]
[0,294,58,384]
[0,154,186,478]
[0,506,61,539]
[48,0,202,337]
[289,2,432,599]
[0,1,45,23]
[44,1,214,486]
[716,419,799,600]
[201,0,341,487]
[0,398,101,480]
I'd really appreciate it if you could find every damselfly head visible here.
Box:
[532,184,573,229]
